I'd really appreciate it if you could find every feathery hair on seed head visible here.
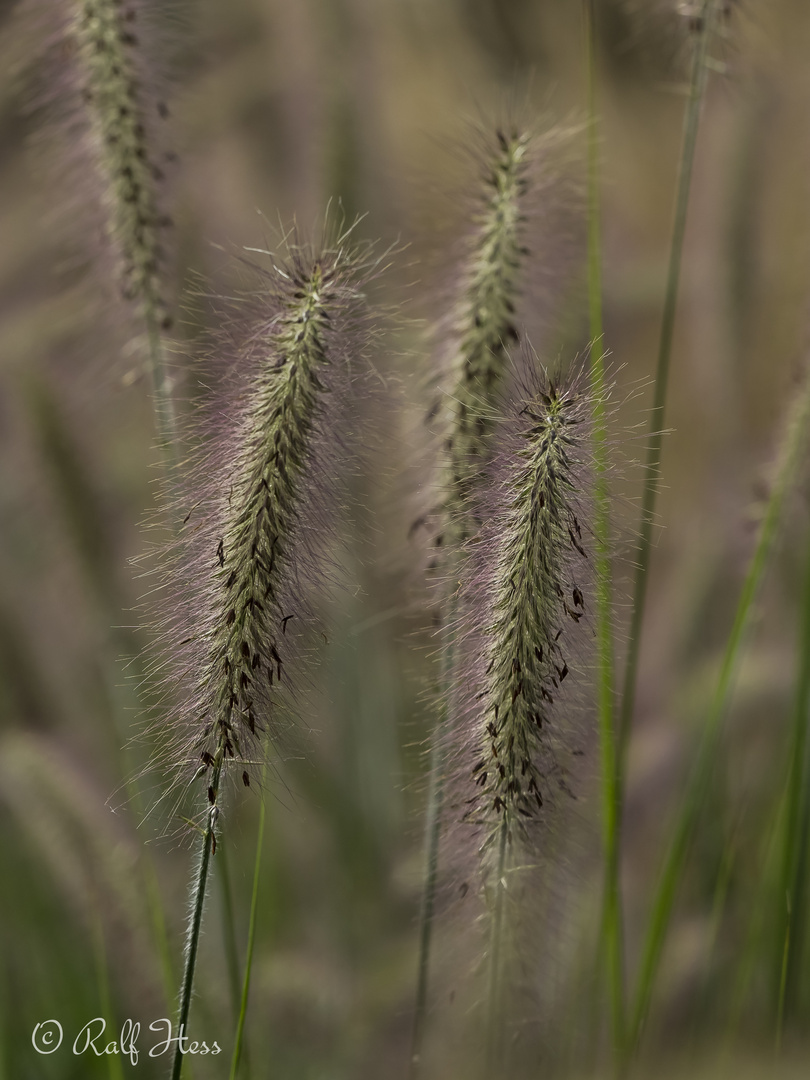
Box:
[144,226,380,829]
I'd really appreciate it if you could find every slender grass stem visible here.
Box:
[617,1,716,761]
[774,523,810,1025]
[93,920,125,1080]
[410,594,458,1079]
[217,840,242,1024]
[229,789,266,1080]
[485,816,509,1078]
[143,842,178,1011]
[628,364,810,1052]
[410,733,447,1078]
[583,0,623,1059]
[722,792,785,1057]
[410,129,532,1071]
[171,764,220,1080]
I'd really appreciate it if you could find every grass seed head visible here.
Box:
[145,227,380,829]
[455,359,596,863]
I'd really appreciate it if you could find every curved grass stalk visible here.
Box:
[628,363,810,1052]
[582,0,623,1057]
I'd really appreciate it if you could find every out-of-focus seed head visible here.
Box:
[22,0,180,334]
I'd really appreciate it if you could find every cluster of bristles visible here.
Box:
[464,379,590,847]
[74,0,173,327]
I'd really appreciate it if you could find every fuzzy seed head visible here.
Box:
[466,374,592,851]
[445,130,530,525]
[147,232,378,824]
[200,262,337,770]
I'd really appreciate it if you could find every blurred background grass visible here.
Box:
[1,0,810,1077]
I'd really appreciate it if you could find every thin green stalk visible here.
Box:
[410,597,457,1079]
[171,764,220,1080]
[776,922,789,1054]
[774,523,810,1024]
[722,793,786,1057]
[583,0,623,1059]
[229,791,266,1080]
[628,365,810,1052]
[485,817,509,1078]
[410,733,446,1078]
[617,1,716,760]
[689,826,737,1050]
[93,920,126,1080]
[615,1,717,1056]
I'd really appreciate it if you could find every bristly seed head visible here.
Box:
[444,129,531,535]
[462,368,594,852]
[148,230,378,825]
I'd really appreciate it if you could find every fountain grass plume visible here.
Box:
[450,358,597,1067]
[143,225,381,832]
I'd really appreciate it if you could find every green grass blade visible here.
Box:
[617,0,716,760]
[229,792,266,1080]
[583,0,624,1058]
[628,365,810,1051]
[774,524,810,1024]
